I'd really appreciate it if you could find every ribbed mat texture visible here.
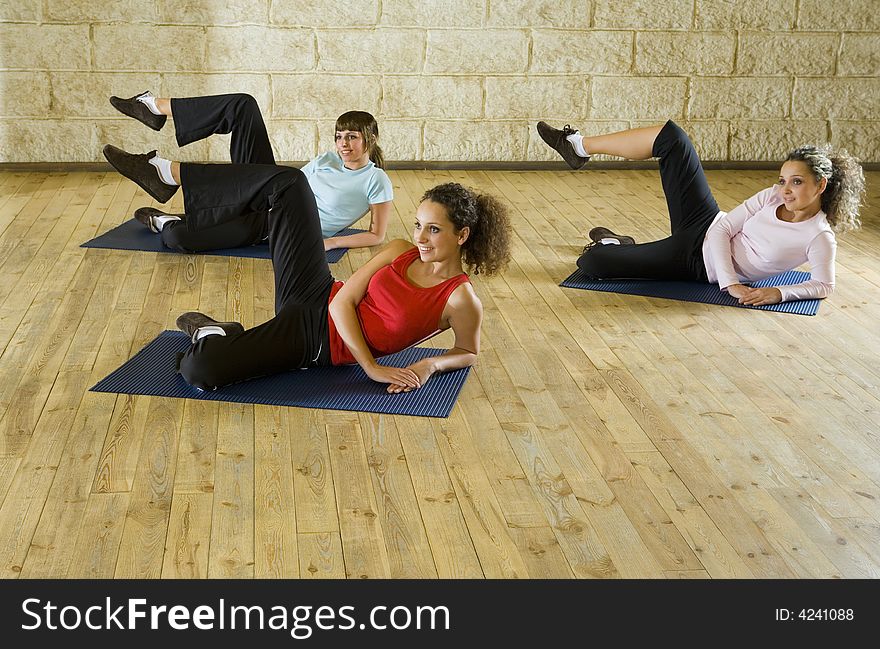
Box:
[560,269,820,315]
[91,331,470,418]
[82,220,362,263]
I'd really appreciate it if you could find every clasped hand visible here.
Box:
[727,284,783,306]
[366,359,433,394]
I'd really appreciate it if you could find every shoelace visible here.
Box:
[561,124,578,136]
[582,240,601,254]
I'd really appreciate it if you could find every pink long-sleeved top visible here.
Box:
[702,186,836,302]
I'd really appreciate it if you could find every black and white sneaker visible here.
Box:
[536,121,591,170]
[109,91,167,131]
[134,207,184,233]
[582,227,636,254]
[176,312,244,343]
[102,144,178,203]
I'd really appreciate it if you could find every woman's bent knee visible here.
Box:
[179,348,226,390]
[576,250,605,278]
[232,93,258,108]
[161,225,197,253]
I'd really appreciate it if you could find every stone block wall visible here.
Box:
[1,0,877,163]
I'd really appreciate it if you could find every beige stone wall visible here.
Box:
[1,0,877,163]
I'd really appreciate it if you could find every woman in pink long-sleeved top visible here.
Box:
[536,120,865,305]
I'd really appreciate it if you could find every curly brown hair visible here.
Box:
[421,183,511,276]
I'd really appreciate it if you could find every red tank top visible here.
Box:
[328,247,470,365]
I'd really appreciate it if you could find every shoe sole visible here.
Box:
[536,122,588,170]
[109,96,166,131]
[103,145,175,203]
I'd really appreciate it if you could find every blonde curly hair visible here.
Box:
[785,144,865,232]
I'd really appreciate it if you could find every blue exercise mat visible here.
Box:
[560,269,820,316]
[90,331,470,418]
[81,219,363,263]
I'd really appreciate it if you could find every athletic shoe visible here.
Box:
[102,144,178,203]
[134,207,184,233]
[536,121,591,170]
[582,226,635,254]
[176,312,244,343]
[109,92,167,131]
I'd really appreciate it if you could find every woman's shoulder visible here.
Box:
[367,165,393,188]
[310,151,343,170]
[755,185,782,204]
[446,281,481,314]
[386,239,417,258]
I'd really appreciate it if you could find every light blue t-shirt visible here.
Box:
[300,152,394,238]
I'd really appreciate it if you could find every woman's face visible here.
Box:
[413,200,469,264]
[778,160,826,213]
[335,130,369,169]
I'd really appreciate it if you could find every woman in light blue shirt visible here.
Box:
[107,91,393,253]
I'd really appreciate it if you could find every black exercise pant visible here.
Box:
[177,164,335,390]
[162,93,277,252]
[576,121,719,281]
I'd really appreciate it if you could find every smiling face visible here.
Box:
[335,130,369,169]
[412,199,469,264]
[778,160,826,214]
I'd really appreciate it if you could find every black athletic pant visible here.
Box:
[177,164,335,390]
[161,93,277,252]
[576,121,719,282]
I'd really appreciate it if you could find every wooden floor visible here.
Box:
[0,167,878,579]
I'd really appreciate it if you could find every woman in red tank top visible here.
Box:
[329,183,512,392]
[145,157,512,394]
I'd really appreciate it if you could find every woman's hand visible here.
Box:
[365,363,422,392]
[727,284,782,305]
[385,359,434,394]
[738,286,783,306]
[323,237,337,251]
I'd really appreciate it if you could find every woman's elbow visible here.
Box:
[453,348,478,368]
[328,299,345,321]
[367,232,385,247]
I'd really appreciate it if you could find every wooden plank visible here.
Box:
[395,415,483,578]
[456,378,548,529]
[432,411,530,578]
[92,395,149,493]
[736,487,841,578]
[298,532,345,579]
[508,527,575,578]
[475,259,700,574]
[291,408,338,534]
[254,405,299,578]
[114,397,183,578]
[643,302,873,520]
[227,257,255,329]
[501,422,623,578]
[0,458,20,509]
[208,403,255,578]
[66,493,130,578]
[327,416,391,579]
[18,391,116,578]
[630,451,758,578]
[174,400,219,495]
[664,570,711,579]
[0,370,91,577]
[359,413,437,578]
[161,492,212,579]
[93,255,179,492]
[769,487,880,579]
